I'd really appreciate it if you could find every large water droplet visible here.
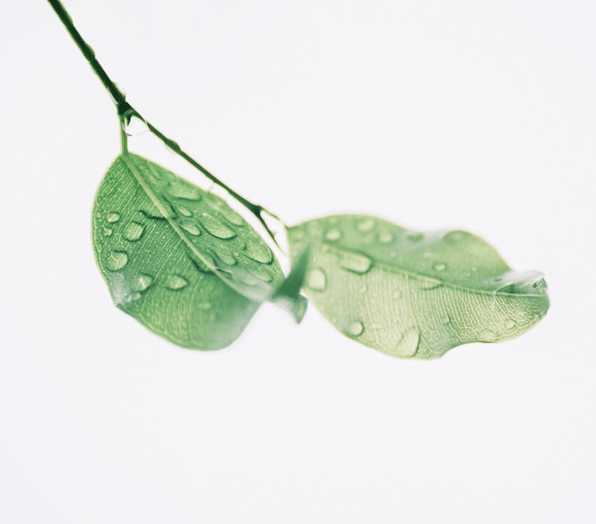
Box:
[181,224,201,236]
[325,228,342,241]
[106,251,128,271]
[124,222,144,242]
[357,218,375,232]
[164,275,188,290]
[245,240,273,264]
[169,180,201,200]
[378,232,393,243]
[393,328,420,358]
[134,274,153,292]
[434,263,446,271]
[201,215,237,239]
[347,320,364,337]
[339,251,373,274]
[107,212,120,223]
[306,267,326,291]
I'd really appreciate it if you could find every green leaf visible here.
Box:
[92,153,306,350]
[288,214,549,359]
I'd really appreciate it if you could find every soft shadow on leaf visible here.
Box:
[288,214,549,359]
[92,153,306,349]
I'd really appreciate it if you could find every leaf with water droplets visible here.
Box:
[288,214,549,359]
[92,153,307,350]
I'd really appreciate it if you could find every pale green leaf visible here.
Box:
[92,153,306,350]
[288,214,549,359]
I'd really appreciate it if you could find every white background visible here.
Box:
[1,1,595,522]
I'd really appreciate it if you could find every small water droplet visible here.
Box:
[505,320,515,329]
[325,228,342,241]
[357,218,375,232]
[124,222,144,242]
[434,263,446,271]
[130,292,142,302]
[442,316,450,324]
[125,115,149,136]
[106,212,120,223]
[378,232,393,243]
[394,290,402,300]
[177,206,192,217]
[393,328,420,358]
[102,228,113,237]
[201,215,237,239]
[359,284,367,293]
[114,83,126,99]
[198,302,212,311]
[407,233,423,242]
[134,274,153,292]
[164,275,188,290]
[339,252,373,274]
[215,250,237,266]
[347,320,364,337]
[444,230,466,243]
[245,240,273,264]
[105,251,128,271]
[181,224,201,236]
[306,268,327,291]
[169,180,201,200]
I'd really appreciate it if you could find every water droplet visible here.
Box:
[130,292,142,302]
[164,275,188,290]
[393,328,420,358]
[181,224,201,236]
[245,264,274,282]
[306,268,326,291]
[219,207,244,226]
[125,115,149,136]
[169,180,201,200]
[407,233,423,242]
[359,284,367,293]
[165,140,181,154]
[505,320,516,329]
[107,212,120,223]
[444,230,466,243]
[347,320,364,337]
[325,228,342,241]
[442,316,450,324]
[134,274,153,292]
[339,252,373,274]
[215,250,237,266]
[201,215,237,239]
[198,302,212,311]
[378,232,393,243]
[357,218,375,232]
[114,83,126,99]
[105,251,128,271]
[177,206,192,217]
[394,290,402,300]
[124,222,144,242]
[434,263,446,271]
[102,228,113,237]
[245,240,273,264]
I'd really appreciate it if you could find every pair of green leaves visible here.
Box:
[93,154,549,358]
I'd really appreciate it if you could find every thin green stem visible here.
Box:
[47,0,284,248]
